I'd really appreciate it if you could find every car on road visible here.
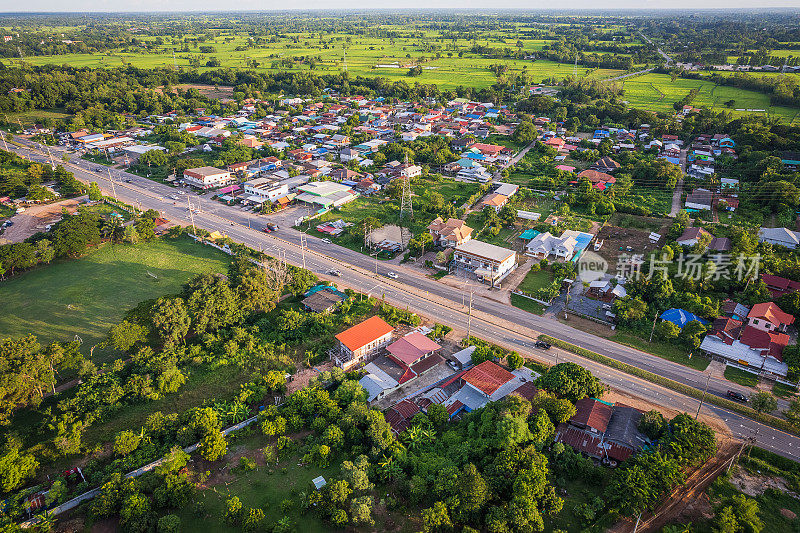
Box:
[94,167,103,172]
[386,271,398,279]
[321,238,332,244]
[727,390,748,403]
[327,269,342,277]
[534,340,551,350]
[263,227,272,233]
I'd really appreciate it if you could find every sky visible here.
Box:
[2,2,800,11]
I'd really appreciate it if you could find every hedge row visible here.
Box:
[538,334,800,436]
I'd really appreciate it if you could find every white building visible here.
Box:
[182,167,233,189]
[242,177,289,204]
[454,240,517,285]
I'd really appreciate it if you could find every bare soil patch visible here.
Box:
[367,224,411,248]
[163,84,235,101]
[729,467,791,497]
[595,224,666,270]
[0,197,84,244]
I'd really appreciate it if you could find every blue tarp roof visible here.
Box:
[519,229,540,240]
[659,308,709,328]
[303,284,348,299]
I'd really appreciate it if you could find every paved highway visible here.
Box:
[7,137,800,461]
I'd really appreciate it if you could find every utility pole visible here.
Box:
[106,168,118,202]
[467,289,474,339]
[300,233,307,269]
[45,143,55,169]
[649,311,659,342]
[632,512,642,533]
[188,196,196,235]
[695,372,712,419]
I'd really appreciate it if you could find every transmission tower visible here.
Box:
[400,155,413,221]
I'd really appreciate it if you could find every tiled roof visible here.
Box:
[571,398,612,433]
[461,361,515,396]
[335,316,394,352]
[387,332,441,366]
[510,381,539,401]
[748,302,795,326]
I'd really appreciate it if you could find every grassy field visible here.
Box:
[179,438,340,533]
[724,365,759,388]
[1,30,626,91]
[517,267,552,294]
[0,236,231,355]
[619,72,800,123]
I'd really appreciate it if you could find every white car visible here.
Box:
[386,271,398,279]
[321,238,332,244]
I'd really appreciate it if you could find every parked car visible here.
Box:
[534,340,551,350]
[386,271,398,279]
[727,390,748,403]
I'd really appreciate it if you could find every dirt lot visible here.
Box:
[595,223,669,271]
[0,197,85,244]
[367,224,411,248]
[163,84,235,101]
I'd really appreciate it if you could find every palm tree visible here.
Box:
[34,510,57,532]
[227,401,248,424]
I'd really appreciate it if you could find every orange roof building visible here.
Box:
[748,302,795,331]
[461,360,515,397]
[428,217,473,247]
[333,316,394,370]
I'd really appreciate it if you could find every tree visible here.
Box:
[199,429,227,461]
[242,507,265,532]
[654,320,680,340]
[679,320,707,350]
[88,181,103,201]
[456,463,488,517]
[749,391,777,414]
[151,297,190,347]
[481,337,514,371]
[638,410,667,440]
[513,121,537,144]
[36,239,55,264]
[120,492,154,533]
[422,501,452,533]
[0,444,39,492]
[114,430,142,456]
[225,497,242,525]
[108,320,148,352]
[614,296,648,321]
[157,514,180,533]
[426,403,449,426]
[538,362,605,402]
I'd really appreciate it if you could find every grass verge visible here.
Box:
[723,366,759,388]
[511,292,545,315]
[539,334,800,437]
[613,332,711,372]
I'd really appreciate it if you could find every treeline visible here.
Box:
[0,150,84,199]
[0,204,165,279]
